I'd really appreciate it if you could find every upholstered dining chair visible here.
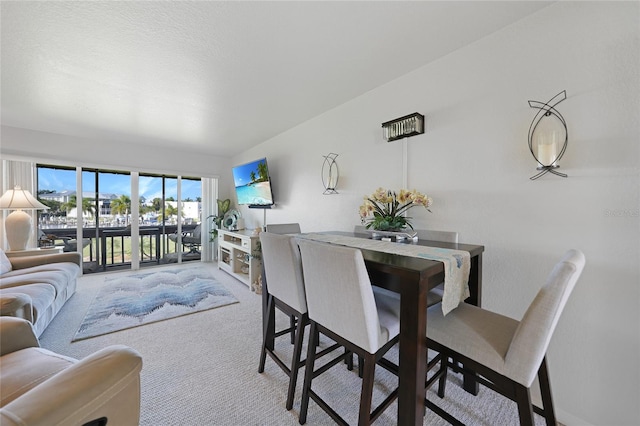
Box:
[265,223,301,235]
[426,249,585,426]
[297,239,402,425]
[259,232,329,411]
[264,223,302,343]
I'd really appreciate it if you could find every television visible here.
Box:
[232,157,275,208]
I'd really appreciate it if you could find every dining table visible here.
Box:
[261,231,485,426]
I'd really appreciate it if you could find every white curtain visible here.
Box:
[201,177,218,262]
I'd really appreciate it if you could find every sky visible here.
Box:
[37,168,202,200]
[232,157,267,187]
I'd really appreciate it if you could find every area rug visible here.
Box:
[73,268,238,341]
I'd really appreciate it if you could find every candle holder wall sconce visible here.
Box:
[382,112,424,142]
[322,153,339,194]
[528,90,568,180]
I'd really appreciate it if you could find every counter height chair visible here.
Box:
[265,223,301,235]
[426,249,585,426]
[265,223,302,344]
[415,230,459,307]
[297,239,401,425]
[259,232,330,411]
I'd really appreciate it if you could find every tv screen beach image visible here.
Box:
[232,159,274,205]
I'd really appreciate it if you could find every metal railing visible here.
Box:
[38,224,200,273]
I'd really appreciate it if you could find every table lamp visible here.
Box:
[0,186,49,251]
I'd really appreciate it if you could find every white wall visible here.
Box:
[234,3,639,425]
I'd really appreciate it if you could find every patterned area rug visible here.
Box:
[73,267,238,341]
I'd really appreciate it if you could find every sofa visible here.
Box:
[0,249,81,336]
[0,317,143,426]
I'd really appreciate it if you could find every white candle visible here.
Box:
[536,130,559,166]
[537,143,557,166]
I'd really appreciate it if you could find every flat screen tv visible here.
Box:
[232,158,275,207]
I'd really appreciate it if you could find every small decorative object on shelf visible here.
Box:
[528,90,568,180]
[359,187,432,233]
[322,153,339,194]
[382,112,425,142]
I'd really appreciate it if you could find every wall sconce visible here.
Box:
[528,90,568,180]
[382,113,425,142]
[0,186,50,251]
[322,153,339,194]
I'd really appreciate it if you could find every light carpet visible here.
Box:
[41,263,547,425]
[73,267,238,341]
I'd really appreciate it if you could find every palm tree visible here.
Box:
[110,195,131,216]
[257,160,268,182]
[61,195,95,218]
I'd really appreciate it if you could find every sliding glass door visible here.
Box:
[37,164,207,273]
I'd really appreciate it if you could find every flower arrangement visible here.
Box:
[359,188,432,231]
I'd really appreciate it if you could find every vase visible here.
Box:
[366,228,417,241]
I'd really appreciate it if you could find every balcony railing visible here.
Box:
[38,224,201,273]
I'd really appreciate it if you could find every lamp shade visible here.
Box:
[0,186,49,210]
[1,186,48,251]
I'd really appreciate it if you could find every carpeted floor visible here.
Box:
[39,263,546,425]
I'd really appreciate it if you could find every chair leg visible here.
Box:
[299,322,319,425]
[437,354,448,398]
[514,384,535,426]
[286,313,306,410]
[538,357,557,426]
[259,295,275,373]
[345,349,354,371]
[358,353,376,425]
[290,314,296,344]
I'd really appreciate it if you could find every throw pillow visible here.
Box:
[0,249,12,275]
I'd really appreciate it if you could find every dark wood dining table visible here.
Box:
[262,231,484,426]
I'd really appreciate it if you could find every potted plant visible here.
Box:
[207,199,231,259]
[359,188,432,232]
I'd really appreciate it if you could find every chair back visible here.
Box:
[354,225,367,234]
[297,239,388,354]
[415,229,458,243]
[259,232,307,314]
[265,223,301,234]
[191,224,201,238]
[504,249,585,386]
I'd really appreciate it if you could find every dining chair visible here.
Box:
[297,239,401,425]
[265,222,302,344]
[415,229,459,244]
[419,229,458,307]
[258,232,322,411]
[265,223,301,234]
[426,249,585,425]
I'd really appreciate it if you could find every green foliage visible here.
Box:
[207,198,231,240]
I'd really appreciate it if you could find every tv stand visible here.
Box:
[217,229,261,289]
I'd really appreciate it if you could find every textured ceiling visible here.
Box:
[1,1,550,157]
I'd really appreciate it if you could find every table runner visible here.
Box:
[296,233,470,315]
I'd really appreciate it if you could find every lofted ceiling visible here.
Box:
[1,1,550,158]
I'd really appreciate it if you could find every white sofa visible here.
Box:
[0,249,81,336]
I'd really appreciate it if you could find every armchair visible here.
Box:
[0,317,143,426]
